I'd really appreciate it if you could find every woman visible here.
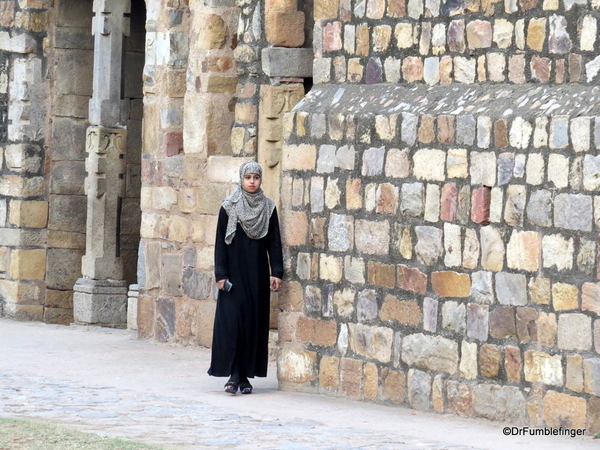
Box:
[208,161,283,395]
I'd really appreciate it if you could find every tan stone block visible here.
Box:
[319,356,340,390]
[542,390,586,429]
[432,374,445,413]
[136,294,155,340]
[347,58,364,82]
[368,261,395,287]
[45,289,73,309]
[506,230,540,272]
[0,246,8,272]
[319,254,342,282]
[380,295,421,326]
[167,70,186,98]
[552,283,579,311]
[47,230,86,250]
[530,277,551,305]
[8,200,48,228]
[197,14,228,50]
[566,354,583,393]
[381,368,406,404]
[479,344,501,378]
[346,178,363,209]
[0,279,40,305]
[459,341,478,380]
[206,156,253,184]
[524,350,563,386]
[266,11,305,47]
[364,362,379,401]
[431,271,471,297]
[538,312,556,348]
[278,312,300,342]
[280,280,303,311]
[297,316,337,347]
[43,307,73,325]
[582,282,600,315]
[282,211,307,247]
[166,216,190,243]
[527,18,546,52]
[282,144,316,171]
[314,0,340,19]
[6,304,44,321]
[10,249,46,280]
[278,347,317,383]
[340,357,363,398]
[234,102,257,124]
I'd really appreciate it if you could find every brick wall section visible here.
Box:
[279,83,600,432]
[312,0,600,85]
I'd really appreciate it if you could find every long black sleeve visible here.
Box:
[214,207,229,282]
[268,207,284,279]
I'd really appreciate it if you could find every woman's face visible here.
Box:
[242,173,261,193]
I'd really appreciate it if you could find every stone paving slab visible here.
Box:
[0,319,596,450]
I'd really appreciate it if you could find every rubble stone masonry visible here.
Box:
[279,0,600,433]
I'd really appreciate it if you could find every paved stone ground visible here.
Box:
[0,319,596,450]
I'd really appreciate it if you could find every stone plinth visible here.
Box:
[127,284,139,330]
[73,278,127,328]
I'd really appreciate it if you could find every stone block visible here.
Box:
[319,254,343,283]
[443,222,460,266]
[319,356,340,391]
[10,249,45,280]
[471,187,490,225]
[401,182,424,217]
[402,333,459,374]
[397,264,427,295]
[334,288,355,317]
[45,248,84,291]
[73,278,127,327]
[44,307,74,325]
[516,307,537,344]
[547,153,569,189]
[262,48,313,77]
[357,289,377,322]
[281,211,308,246]
[480,344,501,378]
[505,346,522,383]
[431,271,471,297]
[413,149,445,181]
[566,354,583,393]
[542,234,574,271]
[467,303,488,341]
[588,397,600,435]
[182,268,212,301]
[489,306,516,338]
[583,154,600,191]
[305,285,322,314]
[327,214,354,252]
[415,226,442,266]
[583,282,600,315]
[542,391,587,429]
[266,11,305,47]
[506,231,540,272]
[362,146,385,176]
[349,323,393,363]
[495,272,527,306]
[447,381,472,418]
[385,148,409,178]
[380,295,421,326]
[277,347,317,383]
[8,200,48,228]
[472,385,527,424]
[161,253,182,297]
[297,316,337,347]
[381,368,406,404]
[344,256,364,284]
[355,219,389,255]
[368,262,395,287]
[480,226,504,271]
[282,144,316,171]
[442,301,466,334]
[526,189,552,227]
[376,183,399,214]
[470,152,496,186]
[459,341,478,380]
[504,185,526,226]
[558,313,592,351]
[408,369,432,412]
[554,193,592,232]
[552,283,578,311]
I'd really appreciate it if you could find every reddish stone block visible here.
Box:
[323,21,342,52]
[163,132,183,157]
[471,187,491,225]
[440,182,458,222]
[397,264,427,295]
[531,56,551,83]
[582,282,600,315]
[418,115,435,144]
[368,261,396,287]
[479,344,501,378]
[380,294,422,326]
[489,306,516,339]
[382,368,406,404]
[387,0,406,17]
[555,59,565,84]
[431,271,471,297]
[516,307,538,344]
[296,316,338,346]
[340,358,363,398]
[494,119,508,148]
[519,0,538,10]
[505,346,522,383]
[437,115,455,144]
[447,381,472,418]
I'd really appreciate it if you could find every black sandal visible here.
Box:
[224,381,238,394]
[239,382,253,394]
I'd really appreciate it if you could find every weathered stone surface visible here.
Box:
[516,307,538,344]
[415,226,442,266]
[431,271,470,297]
[408,369,432,412]
[495,272,527,306]
[297,316,337,347]
[566,354,583,393]
[554,193,592,232]
[357,289,378,322]
[401,182,424,217]
[526,189,552,227]
[480,344,501,378]
[423,297,438,332]
[413,149,445,181]
[368,262,395,287]
[442,301,466,334]
[262,47,313,77]
[489,306,516,338]
[447,381,472,418]
[506,231,540,272]
[355,219,389,255]
[362,146,385,176]
[182,269,212,300]
[538,312,557,348]
[349,322,393,362]
[472,385,527,424]
[552,283,578,311]
[328,214,354,252]
[278,347,317,383]
[401,333,459,374]
[542,390,587,429]
[467,303,489,341]
[583,282,600,315]
[471,271,493,304]
[397,264,427,294]
[480,226,504,271]
[558,313,592,351]
[381,368,406,404]
[380,295,421,326]
[505,346,522,383]
[542,234,574,271]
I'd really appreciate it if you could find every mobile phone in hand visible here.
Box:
[224,280,233,291]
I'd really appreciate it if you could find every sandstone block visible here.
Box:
[385,148,409,178]
[470,152,496,186]
[368,262,395,287]
[431,271,471,297]
[297,316,338,347]
[566,354,584,393]
[505,346,522,383]
[538,312,557,348]
[319,356,340,391]
[8,200,48,228]
[446,381,472,418]
[506,231,540,272]
[516,307,538,344]
[558,313,592,351]
[471,187,490,225]
[10,249,45,280]
[583,282,600,315]
[472,385,527,424]
[349,322,393,362]
[480,344,501,378]
[380,295,421,326]
[282,144,316,171]
[266,11,305,47]
[381,368,406,404]
[552,283,578,311]
[281,211,307,246]
[397,264,427,294]
[277,347,317,383]
[415,226,443,266]
[542,390,587,429]
[489,306,516,339]
[504,185,526,226]
[376,183,399,214]
[480,226,504,271]
[402,333,459,374]
[542,234,574,271]
[355,219,390,255]
[401,182,424,217]
[413,148,445,181]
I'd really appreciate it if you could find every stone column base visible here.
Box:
[73,278,128,328]
[127,284,139,331]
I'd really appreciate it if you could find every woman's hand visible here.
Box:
[216,279,228,290]
[270,277,282,291]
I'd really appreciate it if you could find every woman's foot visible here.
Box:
[239,380,253,394]
[224,381,238,394]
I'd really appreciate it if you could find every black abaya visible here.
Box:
[208,206,283,378]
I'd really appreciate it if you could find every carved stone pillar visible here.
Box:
[258,84,304,206]
[74,0,131,327]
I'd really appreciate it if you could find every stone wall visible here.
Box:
[278,0,600,434]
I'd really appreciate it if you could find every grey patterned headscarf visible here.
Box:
[222,161,275,245]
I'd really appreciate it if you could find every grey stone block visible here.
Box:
[554,193,593,231]
[262,48,314,78]
[495,272,527,306]
[73,278,128,327]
